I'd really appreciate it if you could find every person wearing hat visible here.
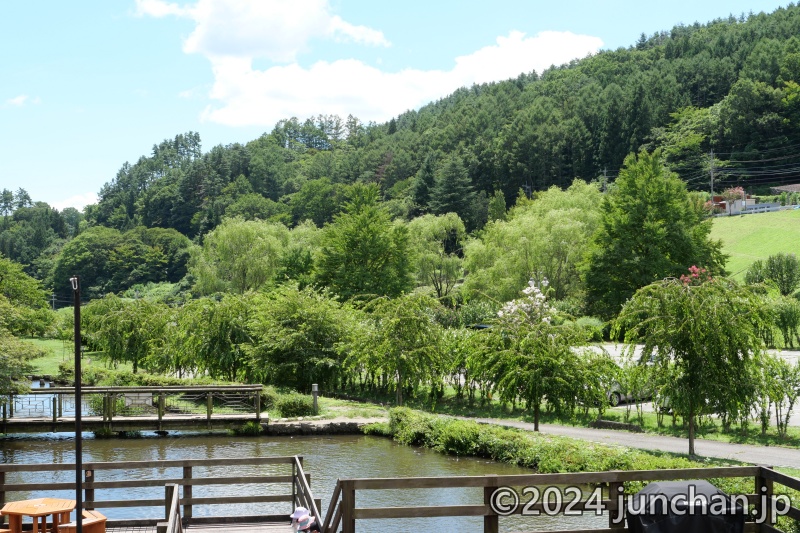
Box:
[290,506,321,532]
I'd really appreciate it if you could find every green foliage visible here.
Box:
[315,184,412,300]
[383,408,700,473]
[51,225,189,301]
[275,393,315,417]
[175,294,255,381]
[761,355,800,437]
[347,293,443,406]
[407,213,465,299]
[614,276,768,455]
[584,150,726,319]
[233,421,264,436]
[82,295,173,373]
[245,285,355,391]
[765,253,800,296]
[0,333,42,395]
[464,180,602,304]
[189,217,289,295]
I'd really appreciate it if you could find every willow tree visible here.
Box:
[348,293,442,406]
[613,275,767,456]
[189,217,289,295]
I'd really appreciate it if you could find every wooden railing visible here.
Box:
[1,385,264,433]
[0,455,319,529]
[157,484,182,533]
[322,465,800,533]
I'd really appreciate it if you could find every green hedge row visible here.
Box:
[367,408,700,474]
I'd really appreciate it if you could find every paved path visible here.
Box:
[468,417,800,469]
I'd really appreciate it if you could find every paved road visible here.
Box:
[468,417,800,469]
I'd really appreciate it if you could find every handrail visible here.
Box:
[0,456,302,528]
[157,483,182,533]
[4,385,264,430]
[293,457,322,527]
[25,386,263,394]
[321,480,343,533]
[326,465,799,533]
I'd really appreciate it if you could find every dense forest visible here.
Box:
[4,4,800,306]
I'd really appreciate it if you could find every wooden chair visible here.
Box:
[58,510,107,533]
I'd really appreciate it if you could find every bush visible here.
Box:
[261,386,281,410]
[233,421,263,436]
[276,393,315,417]
[381,408,700,474]
[575,316,605,342]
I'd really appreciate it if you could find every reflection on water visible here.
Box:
[1,433,607,531]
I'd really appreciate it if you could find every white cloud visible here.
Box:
[136,0,601,128]
[5,95,40,107]
[200,31,603,127]
[136,0,389,63]
[50,192,98,212]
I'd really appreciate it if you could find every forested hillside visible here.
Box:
[3,4,800,305]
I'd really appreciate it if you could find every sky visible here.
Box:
[0,0,793,211]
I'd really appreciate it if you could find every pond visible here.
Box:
[1,432,609,531]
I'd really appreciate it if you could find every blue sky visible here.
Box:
[0,0,791,210]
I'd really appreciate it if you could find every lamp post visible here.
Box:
[70,276,83,533]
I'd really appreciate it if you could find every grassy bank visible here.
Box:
[710,209,800,280]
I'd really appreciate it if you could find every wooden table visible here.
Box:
[1,498,76,533]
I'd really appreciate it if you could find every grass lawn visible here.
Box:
[21,337,128,378]
[21,338,74,376]
[710,208,800,280]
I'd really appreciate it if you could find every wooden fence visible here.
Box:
[0,455,319,529]
[322,465,800,533]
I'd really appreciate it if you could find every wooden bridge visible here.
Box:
[2,456,798,532]
[1,386,264,434]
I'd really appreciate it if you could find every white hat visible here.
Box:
[290,507,309,520]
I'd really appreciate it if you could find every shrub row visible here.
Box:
[371,408,700,474]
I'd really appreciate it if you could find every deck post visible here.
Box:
[9,395,13,417]
[292,460,297,508]
[165,483,176,520]
[183,466,193,520]
[255,390,261,422]
[341,480,355,533]
[609,482,625,528]
[756,466,775,527]
[52,396,57,423]
[158,393,165,430]
[206,393,213,429]
[58,391,63,417]
[483,475,499,533]
[85,469,94,510]
[0,471,5,525]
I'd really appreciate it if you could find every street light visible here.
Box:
[70,276,83,533]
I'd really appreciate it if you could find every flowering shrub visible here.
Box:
[679,265,713,286]
[497,279,553,324]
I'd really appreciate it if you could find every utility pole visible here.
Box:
[602,168,608,192]
[709,149,715,199]
[70,275,83,533]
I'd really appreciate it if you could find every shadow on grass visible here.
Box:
[331,386,800,449]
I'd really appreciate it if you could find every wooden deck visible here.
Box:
[106,524,293,533]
